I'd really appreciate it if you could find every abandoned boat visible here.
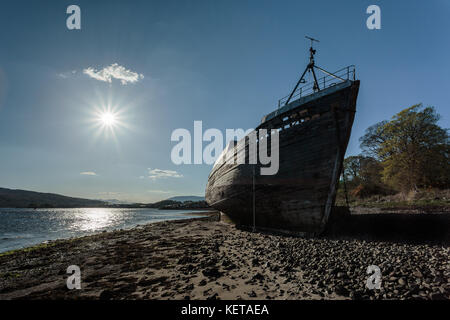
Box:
[205,37,360,235]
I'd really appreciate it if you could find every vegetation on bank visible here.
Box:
[338,104,449,207]
[336,187,450,208]
[0,242,56,258]
[142,200,210,210]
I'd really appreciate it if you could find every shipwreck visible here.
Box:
[205,37,360,235]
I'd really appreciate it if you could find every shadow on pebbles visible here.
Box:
[0,214,448,300]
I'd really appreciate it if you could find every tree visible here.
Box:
[343,155,382,185]
[359,104,449,191]
[359,120,388,159]
[359,157,383,185]
[343,155,363,183]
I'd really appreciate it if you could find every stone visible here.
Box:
[202,267,222,279]
[412,270,423,278]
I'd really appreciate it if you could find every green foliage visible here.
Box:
[342,155,391,199]
[359,120,388,159]
[343,155,383,186]
[359,104,449,192]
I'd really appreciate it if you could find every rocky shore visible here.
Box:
[0,211,449,300]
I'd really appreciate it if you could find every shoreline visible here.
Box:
[0,209,449,300]
[0,209,216,255]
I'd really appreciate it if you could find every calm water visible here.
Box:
[0,208,203,253]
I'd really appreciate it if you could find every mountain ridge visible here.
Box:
[0,187,107,208]
[166,196,205,202]
[0,188,207,208]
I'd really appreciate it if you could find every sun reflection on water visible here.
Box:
[0,208,205,253]
[74,208,119,232]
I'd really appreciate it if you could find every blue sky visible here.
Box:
[0,0,449,202]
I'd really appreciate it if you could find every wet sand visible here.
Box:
[0,210,449,300]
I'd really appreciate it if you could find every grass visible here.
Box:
[0,242,56,258]
[360,199,449,208]
[0,271,22,279]
[336,187,450,208]
[337,199,449,208]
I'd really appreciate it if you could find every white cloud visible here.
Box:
[80,171,97,176]
[147,168,183,180]
[83,63,144,85]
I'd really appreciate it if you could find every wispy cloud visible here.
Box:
[58,70,77,79]
[147,168,183,180]
[147,189,172,194]
[97,191,120,196]
[83,63,144,85]
[80,171,97,176]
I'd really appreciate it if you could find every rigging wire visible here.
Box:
[342,169,350,209]
[252,164,256,232]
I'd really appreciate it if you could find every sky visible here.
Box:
[0,0,449,203]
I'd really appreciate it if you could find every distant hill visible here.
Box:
[167,196,205,202]
[103,199,131,205]
[145,199,179,208]
[0,188,208,209]
[0,188,107,208]
[144,196,209,209]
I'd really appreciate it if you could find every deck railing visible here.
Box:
[277,65,355,108]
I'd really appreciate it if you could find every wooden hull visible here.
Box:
[205,80,360,235]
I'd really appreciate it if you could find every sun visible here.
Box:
[99,112,117,127]
[88,102,130,141]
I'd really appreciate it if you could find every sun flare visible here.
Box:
[88,101,130,141]
[99,112,117,127]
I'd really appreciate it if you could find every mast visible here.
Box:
[284,36,320,106]
[306,36,321,93]
[284,36,353,107]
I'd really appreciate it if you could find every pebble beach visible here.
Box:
[0,210,449,300]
